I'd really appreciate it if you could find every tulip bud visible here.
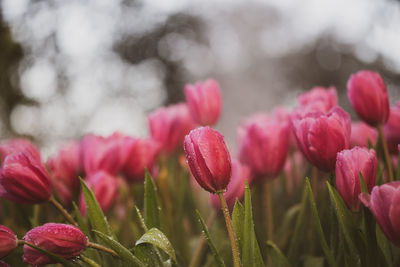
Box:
[0,138,41,163]
[149,103,196,154]
[359,182,400,247]
[23,223,88,266]
[336,147,377,212]
[0,152,53,204]
[384,102,400,153]
[291,106,351,172]
[0,225,17,259]
[210,160,250,209]
[347,70,390,126]
[79,171,119,215]
[297,86,338,112]
[184,127,231,193]
[184,79,222,126]
[238,112,290,179]
[350,122,378,148]
[122,137,159,183]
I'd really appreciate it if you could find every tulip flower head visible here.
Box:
[0,225,17,259]
[350,122,378,148]
[384,102,400,153]
[297,86,338,112]
[0,138,41,163]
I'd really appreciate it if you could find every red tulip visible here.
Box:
[184,127,231,193]
[122,137,159,183]
[185,79,222,126]
[238,112,290,179]
[297,86,338,112]
[384,102,400,153]
[79,171,119,215]
[291,106,351,172]
[347,70,390,126]
[360,182,400,247]
[0,225,17,258]
[149,103,196,154]
[336,147,377,212]
[0,138,41,162]
[0,152,52,204]
[23,223,88,266]
[350,122,378,148]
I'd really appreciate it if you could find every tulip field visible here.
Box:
[1,72,400,267]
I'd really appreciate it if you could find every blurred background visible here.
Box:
[1,0,400,156]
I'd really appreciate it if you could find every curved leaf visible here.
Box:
[136,228,176,263]
[144,171,161,230]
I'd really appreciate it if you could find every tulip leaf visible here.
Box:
[305,178,337,267]
[242,180,264,267]
[144,171,161,230]
[93,230,145,267]
[133,244,164,267]
[266,240,291,267]
[326,181,361,267]
[359,172,368,193]
[135,228,176,263]
[195,210,225,267]
[232,199,244,256]
[376,224,393,267]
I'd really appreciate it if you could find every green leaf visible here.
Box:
[232,199,244,256]
[195,210,225,267]
[93,230,145,267]
[359,172,368,193]
[133,244,164,267]
[266,240,291,267]
[305,178,338,267]
[135,205,148,232]
[376,224,393,267]
[136,228,176,263]
[242,180,264,267]
[144,171,161,230]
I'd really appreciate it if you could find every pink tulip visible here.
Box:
[336,147,377,212]
[360,182,400,247]
[185,79,222,126]
[0,138,41,162]
[23,223,88,266]
[0,152,53,204]
[384,102,400,153]
[297,86,338,112]
[210,160,251,209]
[347,70,390,126]
[79,171,119,215]
[350,122,378,148]
[122,137,160,183]
[184,127,231,193]
[0,225,17,259]
[238,112,290,179]
[149,103,196,154]
[291,106,351,172]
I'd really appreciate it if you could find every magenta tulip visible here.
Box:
[184,127,231,193]
[360,182,400,247]
[0,138,41,162]
[336,147,377,212]
[23,223,88,266]
[347,70,390,126]
[384,102,400,153]
[291,106,351,172]
[0,225,17,258]
[297,86,338,112]
[350,122,378,148]
[149,103,196,154]
[185,79,222,126]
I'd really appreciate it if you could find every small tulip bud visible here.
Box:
[23,223,88,266]
[184,127,231,193]
[0,225,17,259]
[347,70,390,126]
[297,86,338,112]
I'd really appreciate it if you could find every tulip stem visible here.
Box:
[218,191,241,267]
[49,196,78,226]
[377,125,394,182]
[87,242,119,257]
[265,181,274,241]
[188,210,217,267]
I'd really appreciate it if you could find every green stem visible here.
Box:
[377,125,394,182]
[49,196,78,226]
[265,180,274,241]
[218,192,241,267]
[87,242,119,257]
[80,254,101,267]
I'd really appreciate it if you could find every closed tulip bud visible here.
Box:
[238,112,290,179]
[336,147,377,212]
[0,152,52,204]
[149,103,196,154]
[184,127,231,193]
[360,182,400,247]
[384,102,400,153]
[210,160,251,209]
[291,106,351,172]
[185,79,222,126]
[297,86,338,112]
[350,122,378,148]
[347,70,390,126]
[79,171,119,215]
[0,138,41,163]
[122,137,159,183]
[23,223,88,266]
[0,225,17,258]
